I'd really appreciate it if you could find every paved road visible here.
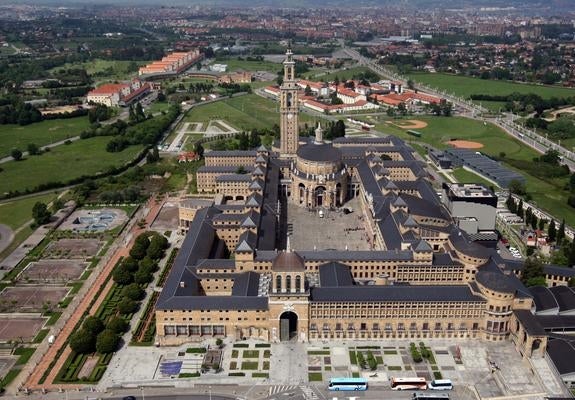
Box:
[0,223,14,254]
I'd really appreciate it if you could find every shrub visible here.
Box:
[410,342,422,363]
[366,350,377,371]
[356,351,366,368]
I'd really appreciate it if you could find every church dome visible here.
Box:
[272,251,305,271]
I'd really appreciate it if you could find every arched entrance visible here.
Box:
[314,186,326,207]
[279,311,298,341]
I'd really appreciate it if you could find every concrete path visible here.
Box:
[269,343,308,385]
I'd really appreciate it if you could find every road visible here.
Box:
[342,47,575,171]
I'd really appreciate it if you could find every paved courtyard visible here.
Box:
[287,197,373,251]
[97,337,558,398]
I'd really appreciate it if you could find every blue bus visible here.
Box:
[328,377,368,391]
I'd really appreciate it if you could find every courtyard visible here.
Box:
[287,197,372,251]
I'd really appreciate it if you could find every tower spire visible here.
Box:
[314,122,323,144]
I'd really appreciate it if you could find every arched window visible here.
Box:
[287,93,292,108]
[295,275,302,292]
[286,275,292,292]
[276,275,282,292]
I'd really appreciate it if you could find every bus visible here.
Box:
[328,377,368,391]
[428,379,453,390]
[412,393,450,400]
[390,377,427,390]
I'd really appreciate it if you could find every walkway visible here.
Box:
[19,197,165,392]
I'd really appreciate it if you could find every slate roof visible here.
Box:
[231,271,260,296]
[546,339,575,375]
[449,228,488,259]
[198,165,254,173]
[514,310,546,336]
[549,286,575,313]
[311,285,484,302]
[206,150,257,157]
[319,262,354,287]
[215,174,252,182]
[296,142,342,163]
[476,270,515,293]
[529,286,559,313]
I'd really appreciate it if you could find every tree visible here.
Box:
[508,179,527,196]
[334,120,346,138]
[11,148,22,161]
[567,240,575,267]
[122,283,145,301]
[521,257,545,287]
[386,107,396,118]
[122,257,139,273]
[407,79,415,90]
[107,317,129,334]
[531,214,538,231]
[117,298,138,315]
[304,85,312,96]
[69,329,96,354]
[112,266,133,285]
[27,143,40,155]
[548,220,557,242]
[194,142,204,159]
[134,270,153,284]
[32,202,51,225]
[83,316,105,335]
[517,199,524,219]
[96,329,120,354]
[129,241,148,260]
[557,219,566,244]
[147,240,166,260]
[538,218,546,231]
[397,102,408,116]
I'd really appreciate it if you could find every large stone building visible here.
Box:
[156,49,575,386]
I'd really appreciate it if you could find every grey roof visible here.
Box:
[432,253,462,266]
[401,193,447,220]
[514,310,546,336]
[252,166,266,176]
[245,192,263,207]
[311,285,484,302]
[333,137,393,145]
[529,286,559,312]
[384,180,398,190]
[319,262,354,287]
[236,230,258,253]
[403,215,418,228]
[249,178,265,190]
[414,240,432,252]
[549,286,575,312]
[547,339,575,375]
[241,210,260,228]
[205,150,257,157]
[195,259,236,270]
[393,196,407,207]
[215,174,252,182]
[476,270,515,294]
[449,228,488,259]
[537,315,575,330]
[255,155,267,163]
[257,145,268,152]
[231,271,260,296]
[543,265,575,278]
[257,159,280,250]
[296,142,342,163]
[255,249,413,262]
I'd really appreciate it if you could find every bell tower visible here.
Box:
[280,46,299,157]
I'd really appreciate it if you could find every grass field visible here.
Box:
[452,168,499,189]
[371,115,574,226]
[51,59,147,83]
[407,72,575,111]
[0,137,143,195]
[0,117,90,158]
[305,66,372,82]
[0,193,59,230]
[181,94,322,132]
[217,58,282,73]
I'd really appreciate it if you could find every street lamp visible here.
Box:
[140,386,145,400]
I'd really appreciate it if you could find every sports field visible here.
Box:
[407,72,575,111]
[0,117,90,158]
[0,137,143,195]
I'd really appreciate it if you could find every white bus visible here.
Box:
[328,377,368,391]
[412,393,450,400]
[428,379,453,390]
[390,377,427,390]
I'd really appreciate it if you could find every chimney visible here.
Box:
[180,281,186,288]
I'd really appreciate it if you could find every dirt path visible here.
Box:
[22,197,165,391]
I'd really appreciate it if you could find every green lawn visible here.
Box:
[182,94,322,132]
[0,137,143,195]
[407,72,575,111]
[217,58,282,73]
[145,102,172,115]
[0,117,90,158]
[451,168,500,189]
[51,59,147,83]
[0,192,59,230]
[306,66,372,82]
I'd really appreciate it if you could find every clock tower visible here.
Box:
[279,46,299,157]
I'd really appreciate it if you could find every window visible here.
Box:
[295,275,302,292]
[276,275,282,292]
[286,275,292,292]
